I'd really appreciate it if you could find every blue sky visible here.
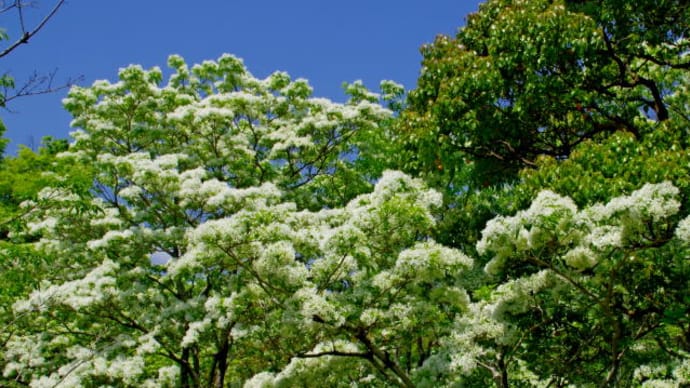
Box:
[1,1,482,153]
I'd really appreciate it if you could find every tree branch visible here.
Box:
[635,51,690,70]
[353,327,415,388]
[0,0,66,59]
[296,350,371,359]
[1,69,82,109]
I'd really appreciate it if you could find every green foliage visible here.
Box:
[398,0,689,190]
[0,139,93,386]
[1,1,690,387]
[521,126,690,207]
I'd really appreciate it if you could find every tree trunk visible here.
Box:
[208,328,231,388]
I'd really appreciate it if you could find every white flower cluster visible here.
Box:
[674,215,690,244]
[417,269,559,384]
[294,287,346,327]
[3,335,46,379]
[244,341,370,388]
[478,190,578,275]
[5,336,155,388]
[633,358,690,387]
[14,259,119,312]
[178,170,281,212]
[479,182,685,276]
[581,182,680,249]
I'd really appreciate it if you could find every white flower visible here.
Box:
[586,225,623,250]
[181,318,212,348]
[244,371,276,388]
[395,241,473,279]
[294,287,344,327]
[14,260,119,312]
[87,229,135,250]
[136,332,161,355]
[563,246,597,270]
[675,215,690,244]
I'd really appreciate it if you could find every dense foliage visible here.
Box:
[1,0,689,386]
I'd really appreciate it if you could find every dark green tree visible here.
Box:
[394,0,689,253]
[398,0,688,187]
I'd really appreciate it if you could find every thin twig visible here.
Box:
[1,69,83,110]
[0,0,66,58]
[16,0,27,35]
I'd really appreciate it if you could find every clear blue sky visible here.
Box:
[1,1,482,153]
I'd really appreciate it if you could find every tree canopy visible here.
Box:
[399,0,689,186]
[1,0,690,387]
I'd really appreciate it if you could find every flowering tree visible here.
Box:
[2,54,473,387]
[410,182,690,386]
[3,1,690,387]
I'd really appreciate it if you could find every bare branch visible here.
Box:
[0,2,17,14]
[0,0,66,59]
[17,1,27,35]
[0,68,82,110]
[0,1,36,14]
